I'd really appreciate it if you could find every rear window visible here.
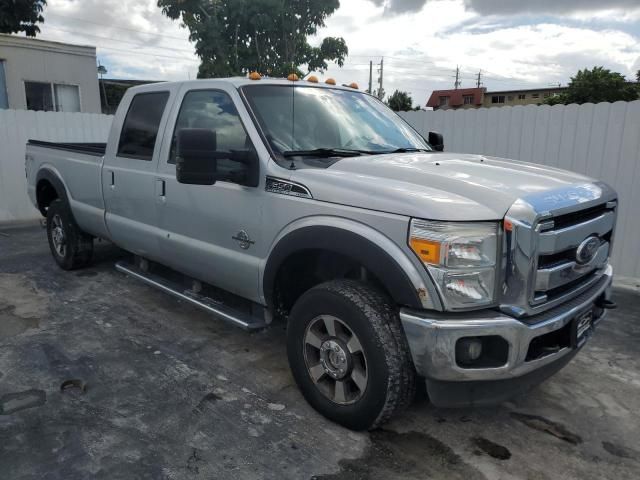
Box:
[117,92,169,161]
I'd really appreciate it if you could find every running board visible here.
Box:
[115,260,268,331]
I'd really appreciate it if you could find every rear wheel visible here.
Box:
[287,279,416,430]
[46,199,93,270]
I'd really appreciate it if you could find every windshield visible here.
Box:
[241,85,431,163]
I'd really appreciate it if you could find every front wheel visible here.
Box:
[287,279,415,430]
[46,199,93,270]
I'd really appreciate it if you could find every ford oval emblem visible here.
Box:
[575,236,600,265]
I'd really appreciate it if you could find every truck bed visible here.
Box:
[27,140,107,156]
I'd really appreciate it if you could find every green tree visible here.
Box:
[386,90,413,111]
[545,66,638,105]
[158,0,348,78]
[0,0,46,36]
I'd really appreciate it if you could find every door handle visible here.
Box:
[109,171,115,189]
[156,179,166,197]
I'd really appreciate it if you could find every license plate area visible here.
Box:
[572,308,594,348]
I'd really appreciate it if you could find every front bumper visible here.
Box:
[400,265,613,407]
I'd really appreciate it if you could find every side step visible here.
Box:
[115,260,269,331]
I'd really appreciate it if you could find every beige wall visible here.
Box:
[483,88,565,108]
[0,35,101,113]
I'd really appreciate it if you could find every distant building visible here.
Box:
[99,78,162,114]
[426,85,568,110]
[426,87,485,110]
[483,86,567,108]
[0,34,101,113]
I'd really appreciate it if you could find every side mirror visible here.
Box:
[176,128,217,185]
[428,131,444,152]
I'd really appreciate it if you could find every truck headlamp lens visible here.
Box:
[409,220,499,309]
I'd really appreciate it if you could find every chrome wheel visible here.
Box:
[303,315,368,405]
[51,214,66,257]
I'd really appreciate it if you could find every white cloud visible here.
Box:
[26,0,640,109]
[317,0,640,106]
[38,0,199,80]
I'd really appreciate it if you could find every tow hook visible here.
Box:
[596,298,617,310]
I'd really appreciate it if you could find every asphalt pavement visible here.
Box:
[1,225,639,479]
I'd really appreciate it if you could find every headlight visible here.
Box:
[409,219,498,309]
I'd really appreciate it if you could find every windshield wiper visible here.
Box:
[378,147,431,154]
[283,148,370,158]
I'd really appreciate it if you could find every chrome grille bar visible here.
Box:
[538,211,615,254]
[535,242,609,291]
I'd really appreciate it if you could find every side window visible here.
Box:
[117,92,169,161]
[169,89,255,184]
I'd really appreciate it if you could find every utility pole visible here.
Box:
[476,70,483,88]
[377,57,385,100]
[454,65,461,89]
[97,61,109,112]
[368,61,373,94]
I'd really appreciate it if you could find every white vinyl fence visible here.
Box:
[400,101,640,279]
[0,109,113,224]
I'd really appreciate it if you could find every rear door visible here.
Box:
[102,90,171,260]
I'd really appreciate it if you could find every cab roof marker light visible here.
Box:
[249,72,262,80]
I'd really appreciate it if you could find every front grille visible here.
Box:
[532,204,615,307]
[501,185,617,318]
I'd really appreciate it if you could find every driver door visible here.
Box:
[154,86,264,303]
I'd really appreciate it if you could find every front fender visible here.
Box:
[261,216,441,311]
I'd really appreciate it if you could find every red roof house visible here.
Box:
[426,87,485,110]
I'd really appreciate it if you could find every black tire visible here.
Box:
[46,199,93,270]
[287,279,416,430]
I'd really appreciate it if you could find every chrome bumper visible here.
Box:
[400,265,612,382]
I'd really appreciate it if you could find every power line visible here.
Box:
[45,11,189,41]
[43,25,196,54]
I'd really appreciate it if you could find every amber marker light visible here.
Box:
[288,73,299,81]
[325,78,336,85]
[349,82,359,89]
[409,238,442,264]
[307,75,319,83]
[249,72,261,80]
[504,219,513,232]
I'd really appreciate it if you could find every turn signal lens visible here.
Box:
[409,238,441,264]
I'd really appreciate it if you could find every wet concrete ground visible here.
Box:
[1,225,639,480]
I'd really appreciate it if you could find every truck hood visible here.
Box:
[290,152,594,221]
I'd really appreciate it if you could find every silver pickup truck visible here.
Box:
[26,77,618,430]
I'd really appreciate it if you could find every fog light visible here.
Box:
[456,337,483,365]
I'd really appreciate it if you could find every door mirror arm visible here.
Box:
[229,149,260,187]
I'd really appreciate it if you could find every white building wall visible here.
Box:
[0,109,113,224]
[400,101,640,279]
[0,34,101,113]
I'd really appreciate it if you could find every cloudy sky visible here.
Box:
[34,0,640,107]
